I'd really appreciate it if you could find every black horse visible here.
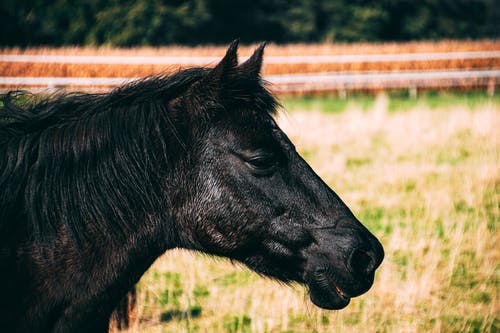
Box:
[0,41,383,332]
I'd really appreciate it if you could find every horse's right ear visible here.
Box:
[239,42,266,79]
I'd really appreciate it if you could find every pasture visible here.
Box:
[116,90,499,333]
[2,40,498,79]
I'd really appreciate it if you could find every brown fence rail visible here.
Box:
[1,51,499,94]
[1,70,498,94]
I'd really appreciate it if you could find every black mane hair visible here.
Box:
[0,64,276,245]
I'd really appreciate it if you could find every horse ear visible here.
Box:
[178,40,240,114]
[188,39,239,102]
[206,39,239,82]
[239,42,266,78]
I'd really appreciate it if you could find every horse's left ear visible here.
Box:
[239,42,266,78]
[180,40,239,109]
[209,39,240,82]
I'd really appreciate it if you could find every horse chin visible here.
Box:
[305,270,351,310]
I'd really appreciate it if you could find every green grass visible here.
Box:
[120,91,499,333]
[387,89,500,112]
[281,92,376,113]
[280,89,500,114]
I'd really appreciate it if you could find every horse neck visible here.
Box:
[20,99,184,251]
[82,101,184,245]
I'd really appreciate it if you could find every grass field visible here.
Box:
[113,91,499,333]
[3,58,497,78]
[1,40,499,79]
[3,40,499,56]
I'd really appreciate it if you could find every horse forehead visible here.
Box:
[229,114,281,140]
[205,118,281,152]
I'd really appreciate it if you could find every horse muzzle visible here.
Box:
[303,216,384,310]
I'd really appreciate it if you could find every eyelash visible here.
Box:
[244,153,277,176]
[247,155,274,169]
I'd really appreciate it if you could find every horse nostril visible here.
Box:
[349,248,376,276]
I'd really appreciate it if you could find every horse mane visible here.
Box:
[0,68,208,138]
[0,68,209,243]
[0,63,278,245]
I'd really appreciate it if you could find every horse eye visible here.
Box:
[245,155,277,175]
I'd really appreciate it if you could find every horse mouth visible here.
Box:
[306,270,351,310]
[333,284,349,300]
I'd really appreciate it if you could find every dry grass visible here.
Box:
[1,58,498,78]
[2,40,499,56]
[114,93,499,333]
[1,40,499,79]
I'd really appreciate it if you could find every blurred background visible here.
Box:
[1,1,498,332]
[1,0,499,45]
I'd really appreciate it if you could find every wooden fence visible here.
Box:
[1,51,499,94]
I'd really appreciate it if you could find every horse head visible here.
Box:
[170,41,384,310]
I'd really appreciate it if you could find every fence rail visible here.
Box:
[1,51,499,93]
[267,69,500,92]
[1,70,498,93]
[1,51,500,65]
